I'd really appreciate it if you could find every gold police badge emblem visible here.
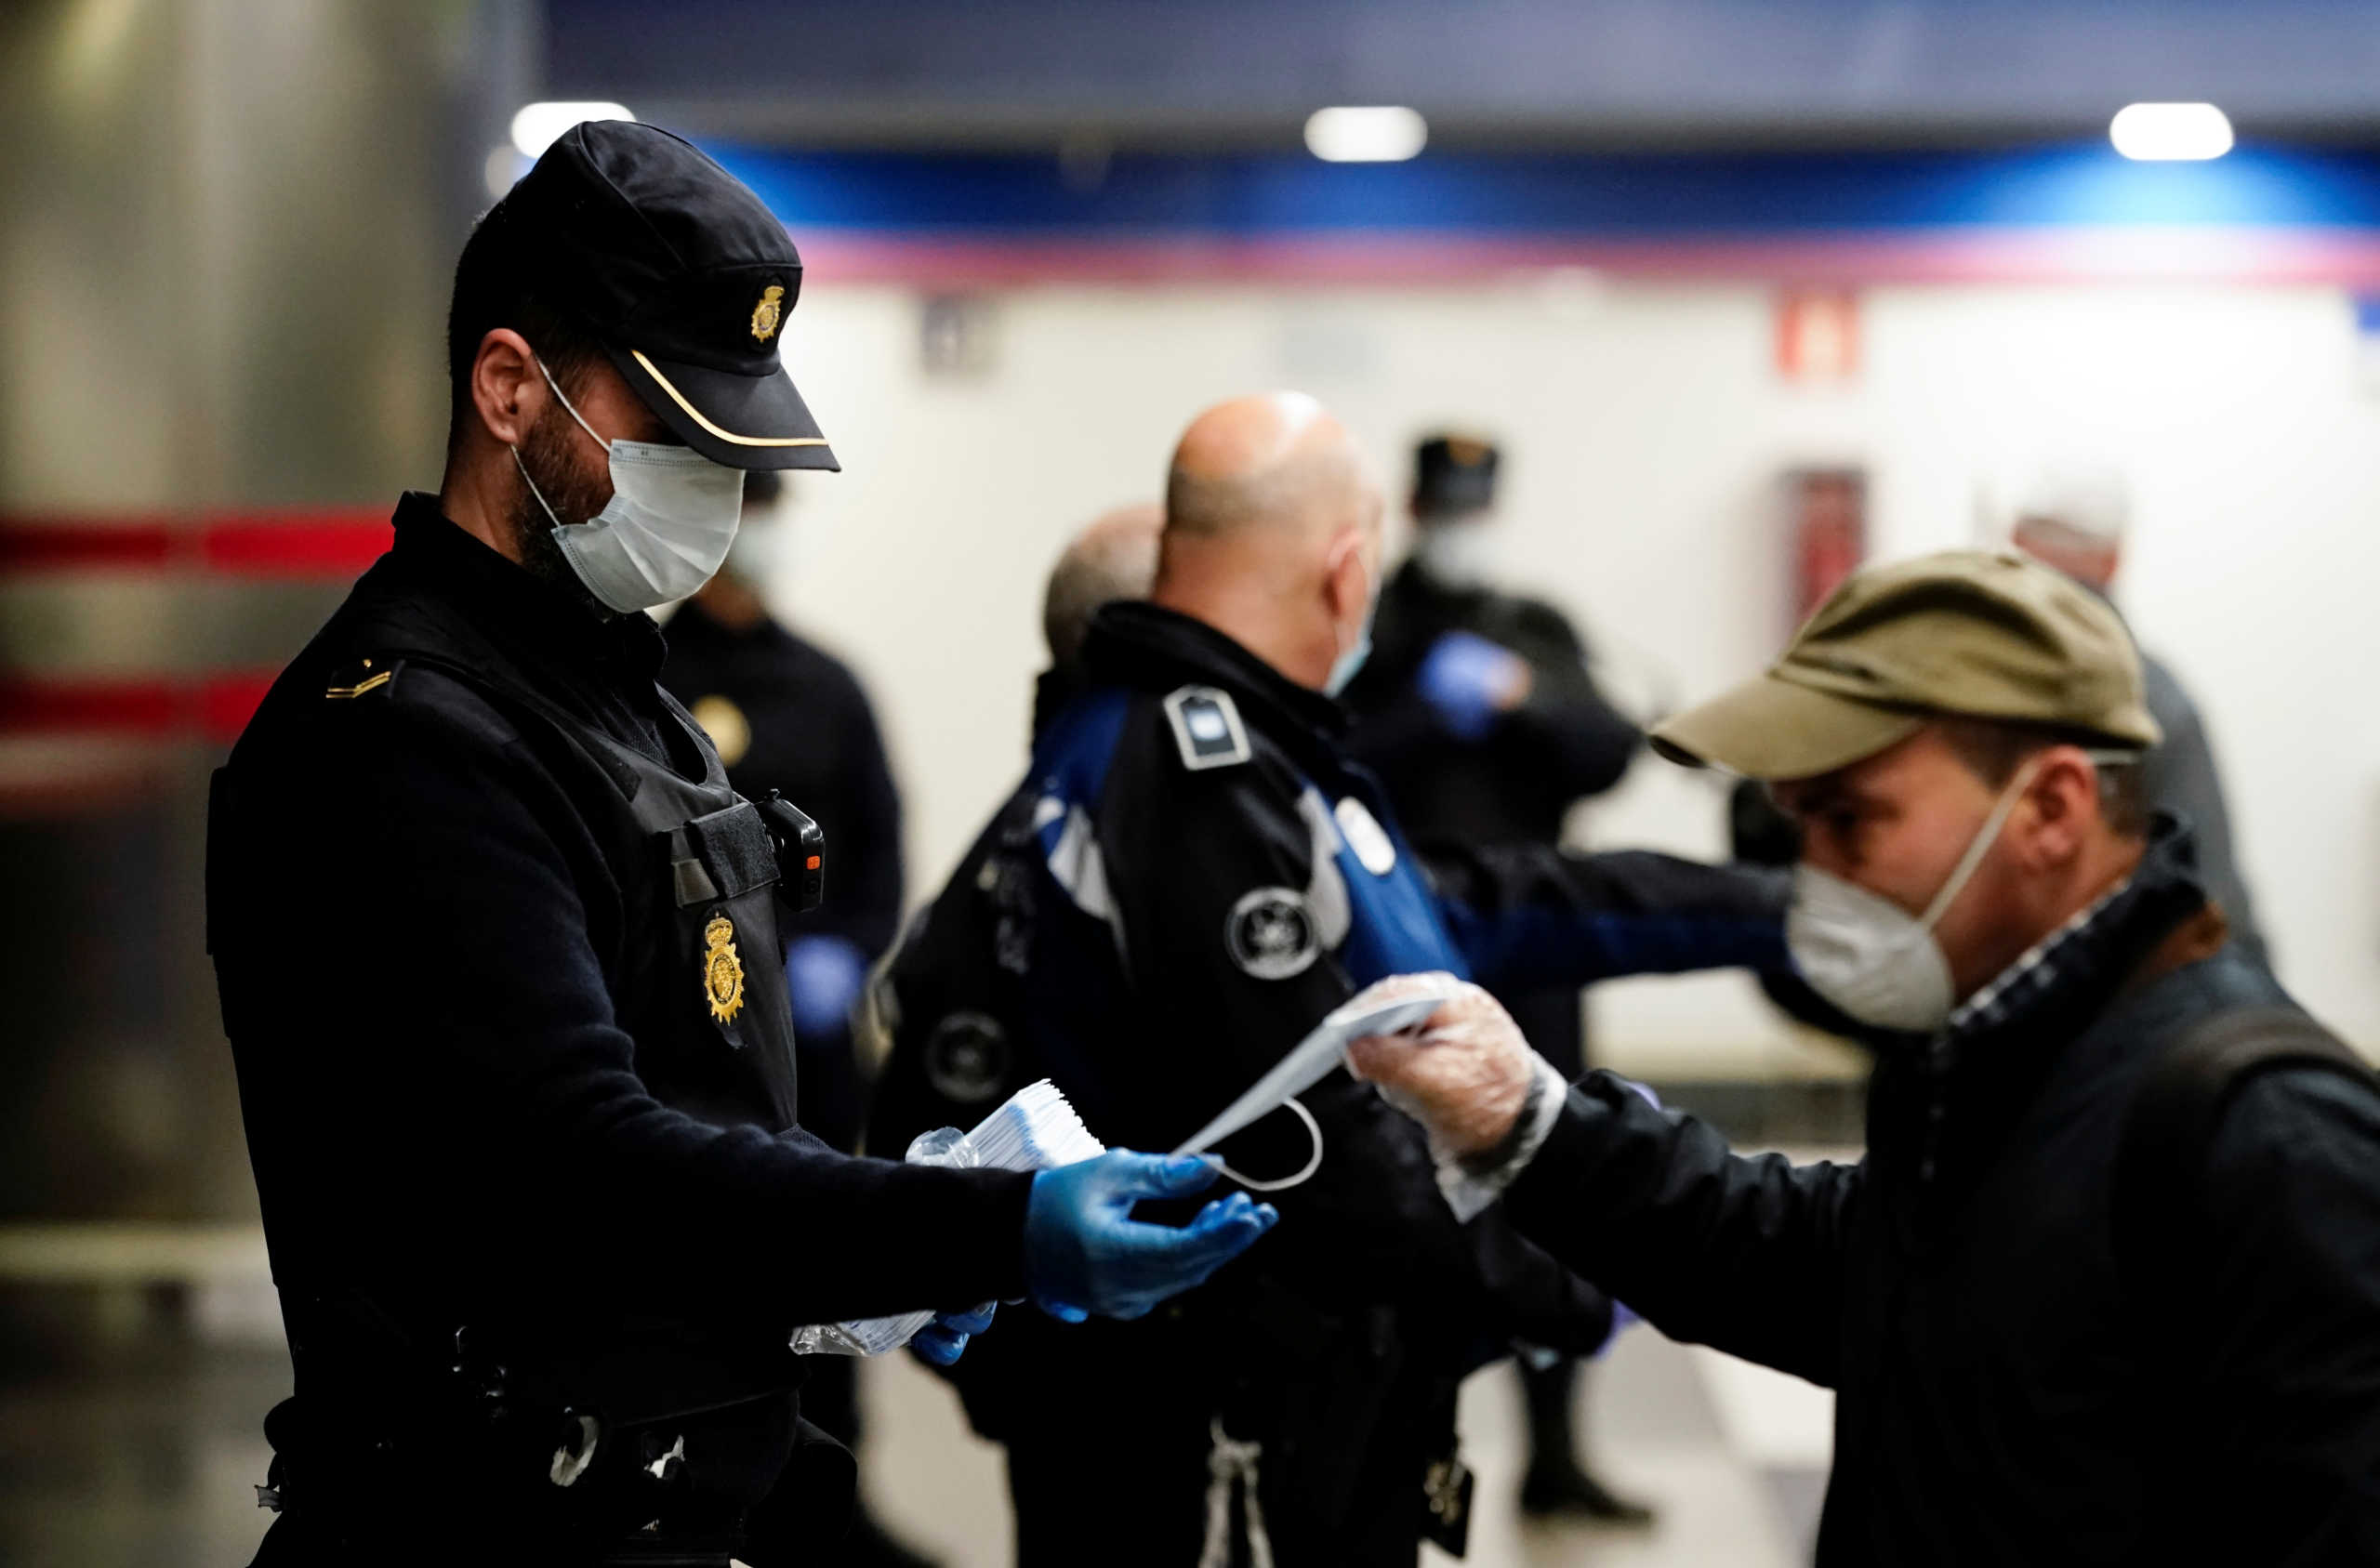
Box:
[703,914,746,1023]
[749,283,786,344]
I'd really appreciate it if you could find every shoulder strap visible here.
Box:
[2113,1006,2373,1287]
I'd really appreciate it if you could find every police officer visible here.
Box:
[660,472,922,1567]
[1348,551,2380,1567]
[205,123,1274,1568]
[1342,433,1651,1522]
[873,392,1792,1565]
[1032,501,1163,739]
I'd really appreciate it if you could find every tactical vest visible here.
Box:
[210,611,840,1561]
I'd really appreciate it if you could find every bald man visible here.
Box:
[1035,501,1163,734]
[865,501,1164,1149]
[881,394,1792,1566]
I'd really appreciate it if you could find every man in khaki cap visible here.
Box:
[1340,551,2380,1565]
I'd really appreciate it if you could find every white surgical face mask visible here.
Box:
[1323,545,1377,697]
[1785,758,2042,1034]
[513,358,746,613]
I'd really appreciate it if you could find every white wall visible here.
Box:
[756,276,2380,1067]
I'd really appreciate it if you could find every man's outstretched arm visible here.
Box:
[1347,978,1858,1388]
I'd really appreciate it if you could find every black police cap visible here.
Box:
[494,120,837,472]
[1413,434,1498,516]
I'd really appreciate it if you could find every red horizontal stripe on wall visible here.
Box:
[0,524,178,573]
[202,513,391,577]
[0,670,284,744]
[0,510,389,579]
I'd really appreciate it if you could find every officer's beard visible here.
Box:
[506,400,615,612]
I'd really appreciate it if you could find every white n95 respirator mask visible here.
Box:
[514,357,747,613]
[1784,759,2041,1034]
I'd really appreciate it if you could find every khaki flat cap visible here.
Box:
[1652,550,2162,781]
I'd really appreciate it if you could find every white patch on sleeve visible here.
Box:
[1045,802,1130,962]
[1294,787,1353,950]
[1333,796,1397,876]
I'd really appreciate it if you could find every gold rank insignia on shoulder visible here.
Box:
[324,657,390,700]
[703,914,746,1023]
[749,283,785,344]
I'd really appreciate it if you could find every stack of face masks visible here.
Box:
[790,1080,1104,1357]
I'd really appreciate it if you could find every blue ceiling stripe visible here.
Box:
[704,142,2380,236]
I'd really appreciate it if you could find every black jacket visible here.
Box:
[1342,558,1642,847]
[1499,825,2380,1565]
[660,599,905,963]
[208,496,1029,1556]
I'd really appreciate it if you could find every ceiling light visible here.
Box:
[2109,102,2233,162]
[1304,106,1428,164]
[510,101,634,160]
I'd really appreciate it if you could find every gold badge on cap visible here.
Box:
[703,914,746,1023]
[749,283,786,344]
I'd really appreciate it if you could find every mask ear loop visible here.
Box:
[1917,755,2044,931]
[534,355,612,454]
[1211,1096,1324,1192]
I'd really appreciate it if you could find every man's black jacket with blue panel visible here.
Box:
[1498,824,2380,1566]
[866,602,1787,1526]
[208,496,1030,1563]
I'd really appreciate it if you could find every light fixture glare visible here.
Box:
[2109,102,2232,162]
[510,100,635,160]
[1304,106,1428,164]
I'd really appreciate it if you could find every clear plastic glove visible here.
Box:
[1342,972,1540,1161]
[1024,1151,1279,1322]
[1418,631,1533,742]
[909,1302,996,1367]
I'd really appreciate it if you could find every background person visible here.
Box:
[863,501,1165,1158]
[1033,501,1165,738]
[1348,551,2380,1567]
[881,391,1792,1566]
[1342,431,1650,1523]
[659,468,923,1568]
[205,122,1275,1568]
[2010,457,2269,967]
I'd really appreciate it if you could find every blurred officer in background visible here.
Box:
[865,502,1163,1156]
[2010,459,2269,968]
[1348,551,2380,1567]
[659,469,922,1568]
[1342,433,1650,1522]
[860,505,1164,1461]
[879,390,1792,1566]
[665,469,904,1156]
[206,123,1274,1568]
[1034,501,1164,736]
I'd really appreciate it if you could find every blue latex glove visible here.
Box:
[1417,631,1529,742]
[786,934,869,1037]
[909,1302,997,1367]
[1024,1152,1278,1322]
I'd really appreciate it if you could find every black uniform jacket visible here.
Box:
[1499,824,2380,1566]
[208,497,1028,1538]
